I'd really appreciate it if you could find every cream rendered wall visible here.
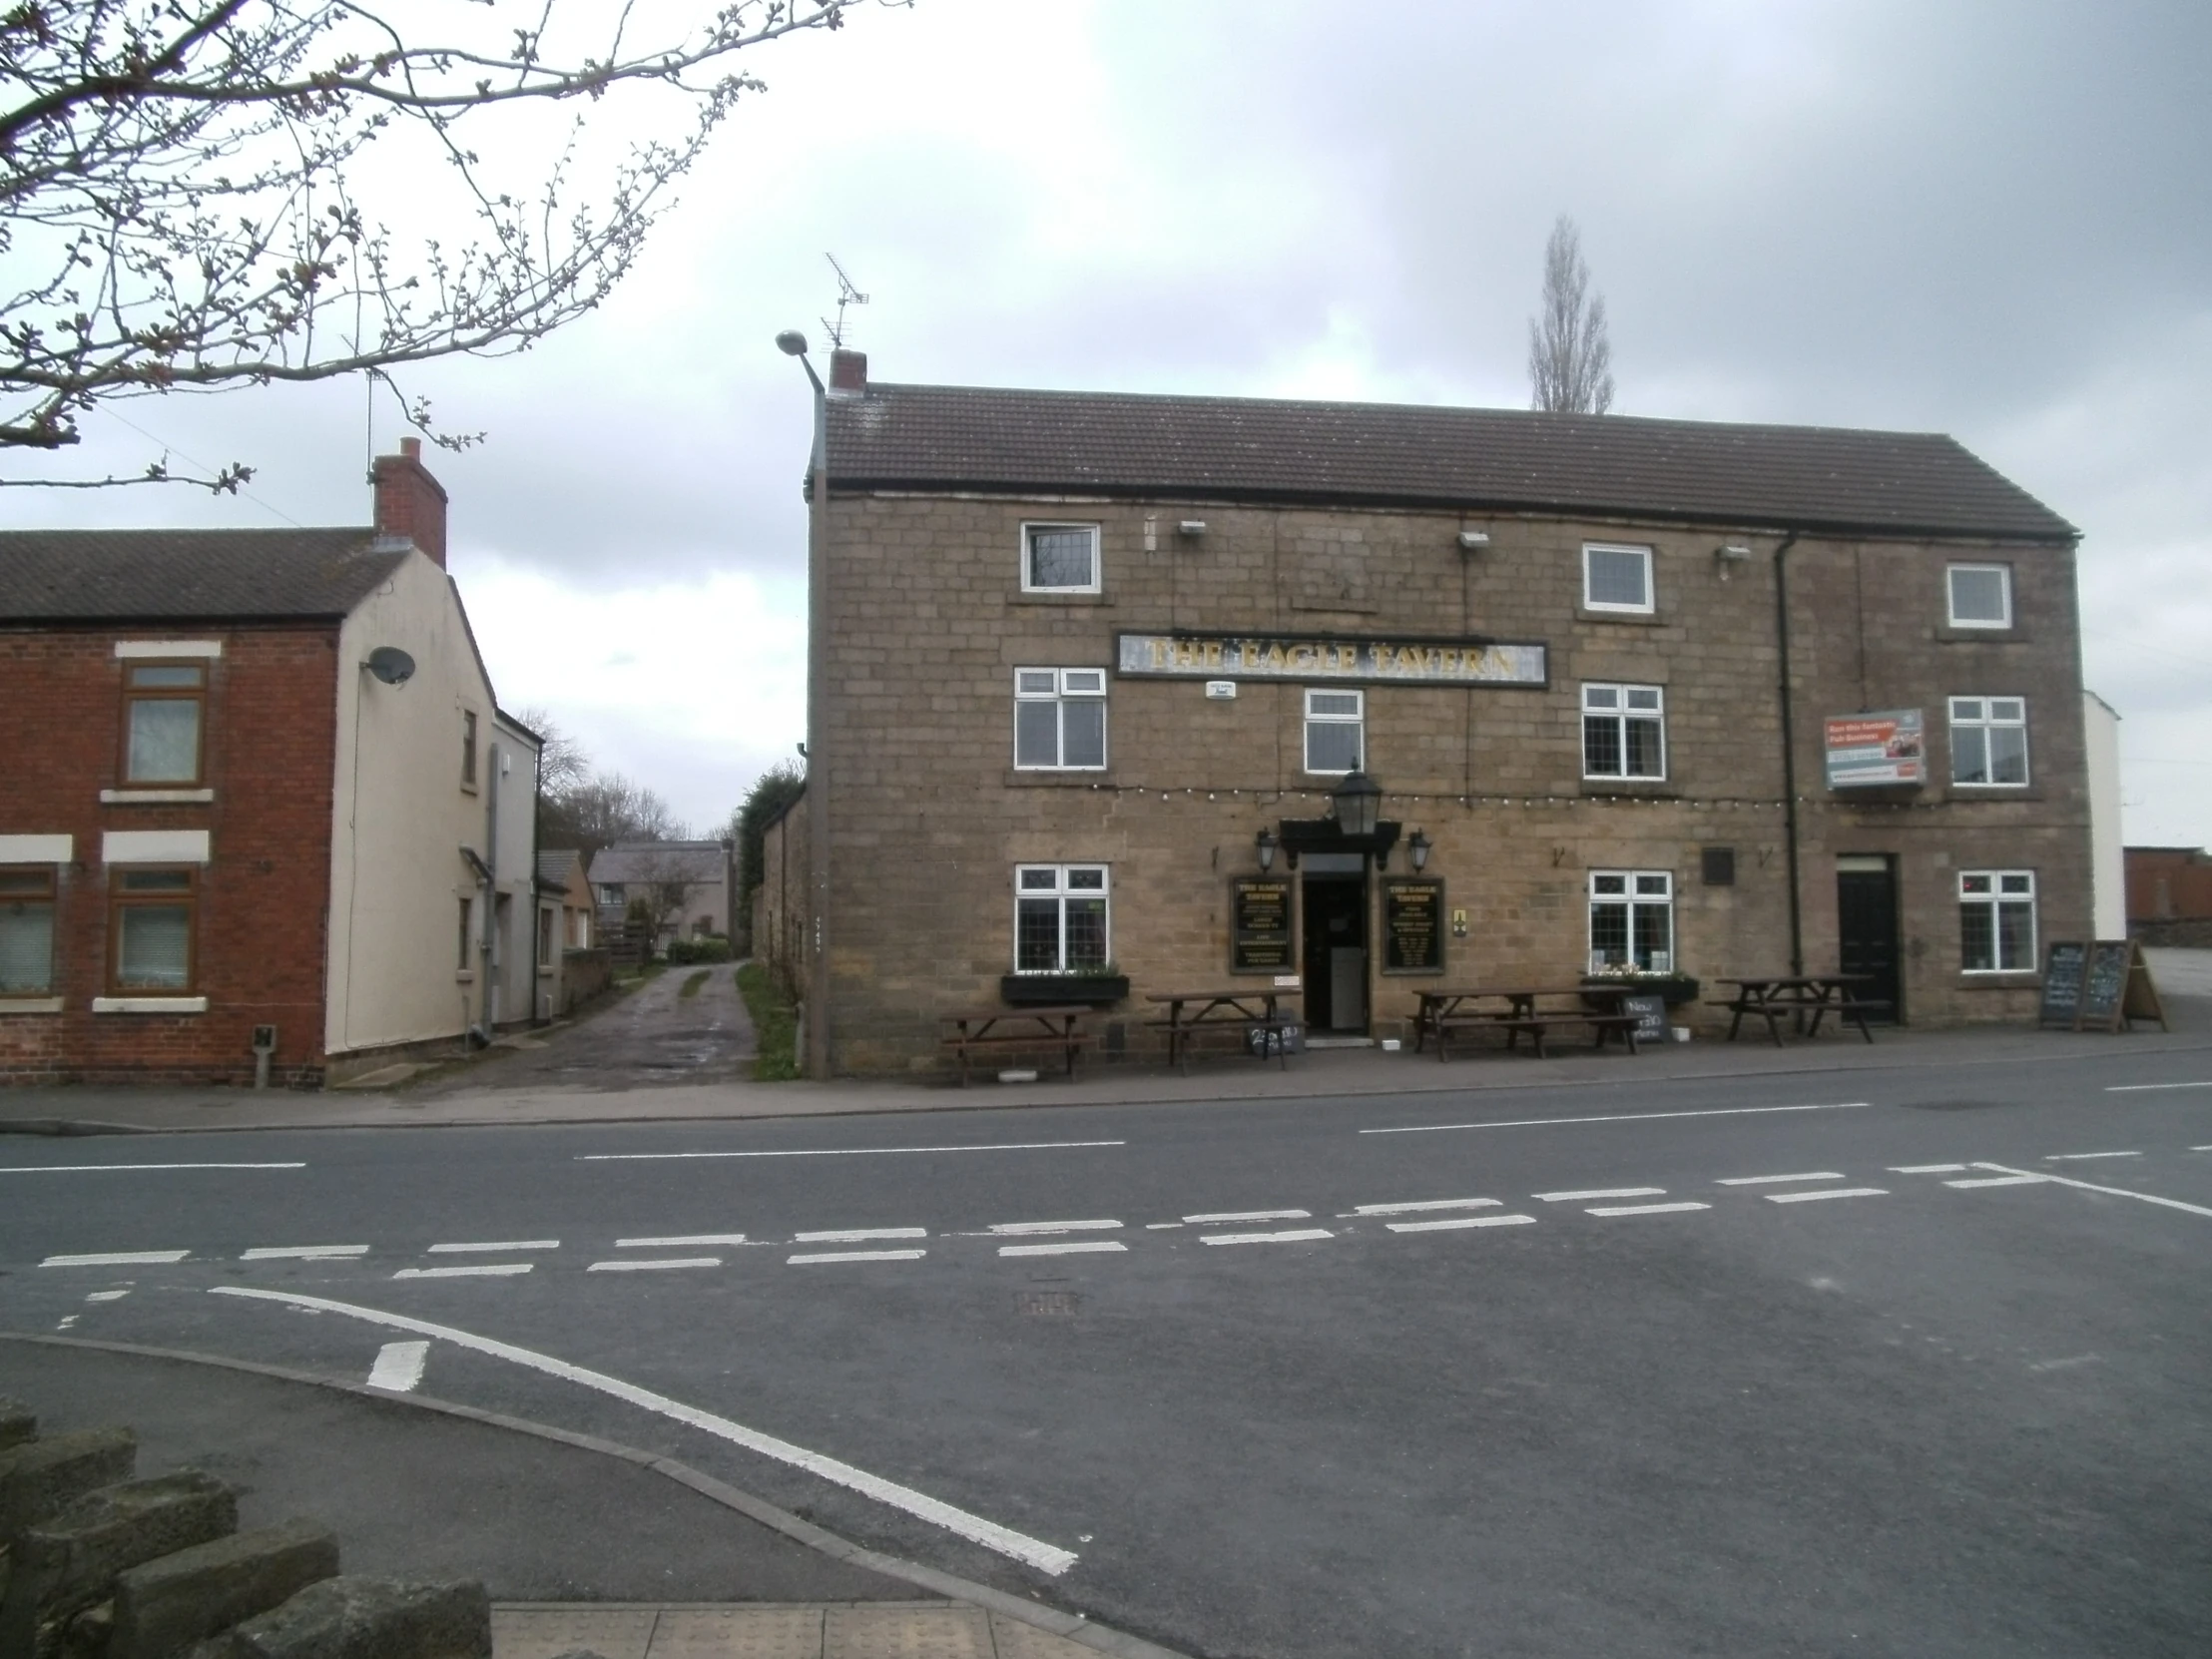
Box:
[325,550,503,1055]
[2083,690,2125,939]
[490,710,545,1026]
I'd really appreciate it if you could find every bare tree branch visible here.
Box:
[1526,215,1615,415]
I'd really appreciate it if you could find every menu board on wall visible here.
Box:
[1382,878,1444,974]
[1230,877,1293,972]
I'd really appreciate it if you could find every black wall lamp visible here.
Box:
[1255,828,1278,872]
[1408,829,1431,871]
[1332,771,1383,837]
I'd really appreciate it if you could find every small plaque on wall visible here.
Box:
[1382,877,1444,974]
[1231,876,1293,972]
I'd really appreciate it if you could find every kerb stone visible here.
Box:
[110,1516,337,1659]
[2,1469,239,1647]
[195,1576,490,1659]
[0,1427,137,1542]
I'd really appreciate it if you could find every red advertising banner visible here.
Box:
[1824,709,1926,787]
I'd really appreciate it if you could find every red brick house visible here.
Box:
[0,442,548,1086]
[2125,846,2212,947]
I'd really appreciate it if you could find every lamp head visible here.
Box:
[776,330,810,357]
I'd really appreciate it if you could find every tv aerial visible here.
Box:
[822,255,868,348]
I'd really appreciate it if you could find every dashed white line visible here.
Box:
[1765,1187,1888,1204]
[1184,1209,1311,1224]
[2194,1145,2212,1153]
[1945,1175,2047,1189]
[393,1263,533,1279]
[2043,1151,2140,1162]
[426,1240,558,1254]
[1200,1229,1334,1246]
[366,1341,429,1392]
[2103,1081,2212,1092]
[1535,1187,1665,1203]
[1363,1102,1872,1135]
[987,1220,1122,1236]
[579,1140,1124,1162]
[1350,1198,1501,1216]
[1586,1202,1711,1217]
[587,1257,721,1273]
[792,1228,927,1244]
[242,1245,369,1260]
[997,1241,1129,1258]
[42,1251,189,1267]
[1715,1172,1846,1186]
[788,1249,927,1265]
[1,1162,304,1175]
[86,1290,131,1302]
[1889,1164,1968,1174]
[1970,1162,2212,1219]
[1386,1214,1536,1233]
[615,1234,747,1248]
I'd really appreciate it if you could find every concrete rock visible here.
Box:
[196,1576,489,1659]
[0,1397,34,1451]
[110,1517,337,1659]
[3,1470,238,1648]
[0,1429,137,1542]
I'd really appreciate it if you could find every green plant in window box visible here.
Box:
[1580,961,1701,1005]
[1001,960,1129,1005]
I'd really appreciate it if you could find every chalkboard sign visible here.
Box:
[1230,877,1293,973]
[1620,992,1670,1044]
[2078,940,2131,1031]
[1382,878,1444,974]
[2038,941,2086,1029]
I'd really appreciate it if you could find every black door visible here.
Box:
[1837,860,1901,1022]
[1301,875,1368,1032]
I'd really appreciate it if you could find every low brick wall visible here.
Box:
[2130,918,2212,949]
[559,948,612,1015]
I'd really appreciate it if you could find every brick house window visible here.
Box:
[1946,565,2011,629]
[110,868,195,992]
[0,869,56,994]
[1582,684,1666,779]
[1583,544,1654,614]
[1588,870,1673,971]
[1021,524,1100,594]
[1014,669,1108,769]
[122,663,206,783]
[1959,870,2035,971]
[1305,689,1364,774]
[1948,697,2028,786]
[461,710,479,788]
[1014,864,1109,973]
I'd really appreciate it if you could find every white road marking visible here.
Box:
[2103,1081,2212,1092]
[426,1240,558,1254]
[997,1241,1129,1257]
[2027,1354,2102,1373]
[1945,1174,2048,1189]
[366,1341,429,1391]
[86,1290,131,1302]
[1144,1223,1183,1230]
[42,1250,189,1267]
[55,1316,78,1330]
[1386,1214,1536,1233]
[1351,1198,1501,1216]
[588,1257,721,1273]
[616,1234,747,1248]
[242,1245,369,1260]
[987,1220,1122,1235]
[792,1227,926,1243]
[1586,1202,1711,1217]
[392,1264,533,1279]
[2043,1151,2140,1162]
[1364,1102,1871,1136]
[1534,1188,1665,1203]
[0,1162,304,1175]
[208,1285,1079,1576]
[579,1140,1124,1162]
[1970,1161,2212,1220]
[2193,1146,2212,1153]
[1889,1164,1968,1174]
[1200,1229,1333,1246]
[788,1250,927,1265]
[1184,1209,1311,1224]
[1765,1187,1889,1204]
[1715,1172,1846,1186]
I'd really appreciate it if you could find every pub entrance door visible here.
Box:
[1836,854,1902,1022]
[1301,860,1369,1034]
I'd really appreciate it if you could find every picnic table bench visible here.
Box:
[1710,975,1887,1046]
[1144,988,1301,1072]
[938,1004,1092,1085]
[1414,986,1647,1060]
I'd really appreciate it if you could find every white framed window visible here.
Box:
[1013,669,1108,770]
[1948,697,2028,787]
[1958,870,2035,971]
[0,868,57,994]
[1946,564,2012,629]
[1583,543,1654,614]
[1021,523,1101,594]
[1305,688,1365,774]
[1588,869,1673,972]
[1014,864,1110,972]
[1582,684,1666,779]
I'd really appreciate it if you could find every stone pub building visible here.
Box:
[766,352,2087,1076]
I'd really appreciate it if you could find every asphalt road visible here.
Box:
[4,1047,2209,1658]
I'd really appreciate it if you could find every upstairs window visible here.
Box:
[0,869,56,995]
[1583,543,1654,614]
[123,663,206,784]
[458,897,474,969]
[1014,669,1108,770]
[461,710,479,788]
[1946,564,2012,629]
[1959,870,2034,971]
[1305,689,1365,774]
[1948,697,2028,787]
[110,868,195,993]
[1014,864,1109,973]
[1582,684,1666,779]
[1022,523,1101,594]
[1588,869,1673,972]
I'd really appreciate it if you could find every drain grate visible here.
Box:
[1016,1290,1082,1317]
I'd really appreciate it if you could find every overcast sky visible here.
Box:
[12,0,2210,843]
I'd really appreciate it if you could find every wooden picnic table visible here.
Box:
[939,1004,1093,1086]
[1144,988,1301,1072]
[1413,984,1644,1060]
[1711,975,1885,1046]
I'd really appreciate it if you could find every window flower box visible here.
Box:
[1581,971,1701,1006]
[1001,973,1129,1006]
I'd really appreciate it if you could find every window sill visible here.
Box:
[1947,787,2039,800]
[537,965,556,977]
[1580,779,1677,798]
[0,997,64,1015]
[1009,593,1112,607]
[1956,973,2039,988]
[455,970,476,983]
[92,995,208,1014]
[1576,608,1668,627]
[1005,770,1114,788]
[101,788,214,805]
[1936,627,2026,644]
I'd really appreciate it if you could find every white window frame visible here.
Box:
[1587,869,1674,972]
[1958,869,2035,972]
[0,865,58,996]
[1304,688,1365,776]
[1012,668,1109,771]
[1582,543,1655,615]
[1581,683,1667,780]
[1946,564,2012,630]
[1012,864,1111,974]
[1020,522,1102,595]
[1947,696,2029,788]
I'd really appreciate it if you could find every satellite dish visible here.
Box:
[365,646,415,686]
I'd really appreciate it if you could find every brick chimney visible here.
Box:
[829,348,867,396]
[371,437,449,568]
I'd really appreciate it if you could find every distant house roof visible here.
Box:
[537,849,586,894]
[0,528,410,622]
[589,841,730,886]
[825,383,2076,544]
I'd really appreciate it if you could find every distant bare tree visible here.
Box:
[1526,216,1616,415]
[514,706,589,798]
[550,774,684,859]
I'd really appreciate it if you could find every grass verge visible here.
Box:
[679,968,712,999]
[737,961,801,1080]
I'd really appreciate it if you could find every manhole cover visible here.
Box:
[1016,1290,1081,1317]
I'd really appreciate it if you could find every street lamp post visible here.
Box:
[779,330,831,1080]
